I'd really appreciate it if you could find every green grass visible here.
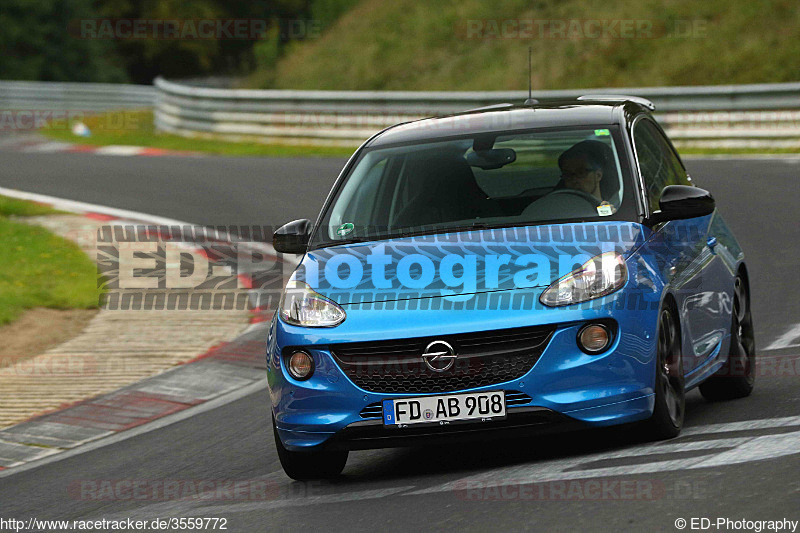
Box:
[249,0,800,91]
[0,196,62,217]
[41,110,356,158]
[0,197,101,325]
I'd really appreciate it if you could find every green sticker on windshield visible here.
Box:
[594,128,610,136]
[336,222,355,237]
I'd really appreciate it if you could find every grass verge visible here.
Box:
[41,110,356,158]
[0,197,101,325]
[0,196,64,217]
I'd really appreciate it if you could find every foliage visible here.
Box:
[254,0,800,90]
[0,0,127,82]
[0,0,348,84]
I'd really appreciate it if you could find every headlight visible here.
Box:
[279,280,346,327]
[540,252,627,307]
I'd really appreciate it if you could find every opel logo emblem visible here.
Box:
[422,340,457,373]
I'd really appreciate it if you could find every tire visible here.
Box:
[272,416,348,481]
[642,305,685,440]
[699,274,755,401]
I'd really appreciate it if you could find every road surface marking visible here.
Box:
[411,417,800,495]
[76,415,800,523]
[764,323,800,351]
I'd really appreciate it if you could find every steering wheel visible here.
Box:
[546,188,601,210]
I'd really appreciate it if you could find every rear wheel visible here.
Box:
[642,305,685,440]
[272,416,348,481]
[699,274,755,401]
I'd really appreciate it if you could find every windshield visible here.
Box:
[312,126,631,247]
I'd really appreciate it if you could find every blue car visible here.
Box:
[267,96,755,480]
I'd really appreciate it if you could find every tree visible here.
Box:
[0,0,127,82]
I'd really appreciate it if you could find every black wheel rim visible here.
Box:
[658,308,683,426]
[734,276,748,325]
[733,275,755,384]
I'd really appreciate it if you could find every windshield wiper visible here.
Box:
[316,221,546,248]
[395,222,499,239]
[314,237,372,249]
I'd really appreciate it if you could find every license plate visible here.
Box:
[382,391,505,427]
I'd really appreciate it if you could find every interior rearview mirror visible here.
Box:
[466,148,517,170]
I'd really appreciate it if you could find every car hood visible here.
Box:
[296,222,646,305]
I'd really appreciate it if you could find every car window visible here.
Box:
[331,157,388,231]
[468,136,561,198]
[633,119,691,213]
[315,127,631,246]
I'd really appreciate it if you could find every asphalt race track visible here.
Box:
[0,150,799,531]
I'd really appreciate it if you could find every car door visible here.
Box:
[633,117,728,374]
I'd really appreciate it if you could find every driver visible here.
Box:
[558,140,606,202]
[521,139,616,219]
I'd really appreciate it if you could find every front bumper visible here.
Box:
[267,289,660,451]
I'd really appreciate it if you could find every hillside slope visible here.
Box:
[251,0,800,90]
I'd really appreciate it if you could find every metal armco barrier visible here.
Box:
[153,77,800,149]
[0,80,155,112]
[2,78,799,149]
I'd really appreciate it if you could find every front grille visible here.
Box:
[331,325,555,394]
[359,390,534,419]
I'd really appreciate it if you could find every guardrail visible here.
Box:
[2,78,799,149]
[153,77,800,149]
[0,80,155,112]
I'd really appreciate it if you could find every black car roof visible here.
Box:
[366,100,645,147]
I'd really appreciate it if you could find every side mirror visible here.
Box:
[647,185,715,225]
[273,219,311,254]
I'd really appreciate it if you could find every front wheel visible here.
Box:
[642,306,685,440]
[272,416,348,481]
[699,274,755,401]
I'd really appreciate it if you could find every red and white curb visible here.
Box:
[0,187,293,473]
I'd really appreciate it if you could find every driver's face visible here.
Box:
[560,155,602,195]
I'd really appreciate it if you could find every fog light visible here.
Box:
[578,324,611,354]
[287,351,314,380]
